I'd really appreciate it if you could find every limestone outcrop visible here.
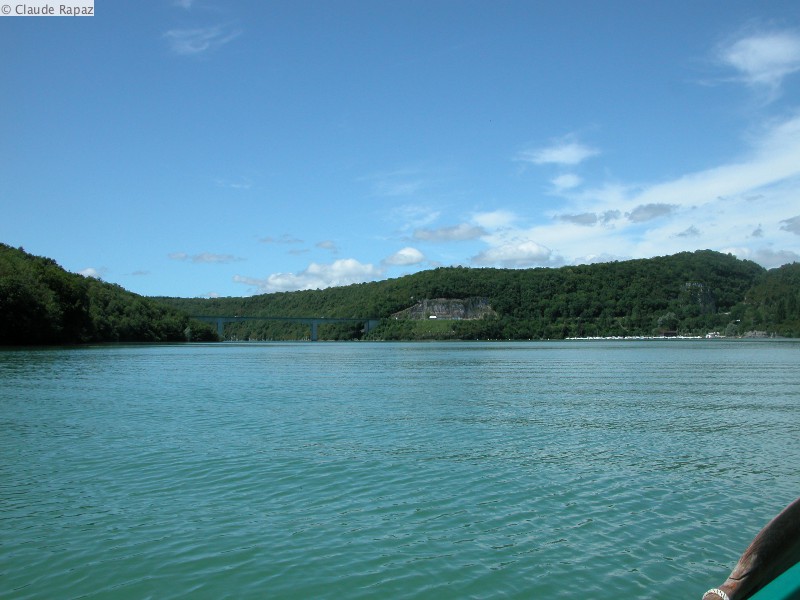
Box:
[391,297,497,320]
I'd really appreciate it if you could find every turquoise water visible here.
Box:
[1,340,799,599]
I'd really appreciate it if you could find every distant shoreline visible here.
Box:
[566,334,783,341]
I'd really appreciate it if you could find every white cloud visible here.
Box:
[163,25,241,56]
[451,57,800,273]
[718,30,800,94]
[383,247,425,266]
[468,113,800,271]
[472,210,516,229]
[472,239,557,268]
[79,267,104,279]
[552,173,582,190]
[413,223,486,242]
[519,137,600,166]
[234,258,383,293]
[574,114,800,217]
[723,246,800,269]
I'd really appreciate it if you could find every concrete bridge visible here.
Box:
[190,315,381,341]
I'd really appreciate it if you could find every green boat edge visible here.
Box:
[749,562,800,600]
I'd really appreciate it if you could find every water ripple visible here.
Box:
[1,340,799,598]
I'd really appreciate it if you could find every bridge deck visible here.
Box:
[190,315,380,341]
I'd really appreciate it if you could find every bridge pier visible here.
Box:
[365,319,379,335]
[310,321,318,342]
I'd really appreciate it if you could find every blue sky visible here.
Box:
[2,1,800,298]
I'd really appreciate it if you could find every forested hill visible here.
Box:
[0,244,216,345]
[158,250,800,340]
[4,244,798,344]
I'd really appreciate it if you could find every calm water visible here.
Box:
[1,340,799,599]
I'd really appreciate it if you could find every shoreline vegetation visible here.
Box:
[0,244,217,345]
[2,243,799,345]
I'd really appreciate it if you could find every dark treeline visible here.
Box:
[4,244,798,344]
[0,244,216,345]
[158,250,800,341]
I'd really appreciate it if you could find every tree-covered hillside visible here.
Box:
[158,250,800,340]
[0,244,216,345]
[5,244,797,344]
[735,261,800,337]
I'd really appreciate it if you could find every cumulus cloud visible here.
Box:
[578,252,631,265]
[234,258,383,293]
[163,25,241,56]
[725,246,800,269]
[780,215,800,235]
[626,203,678,223]
[383,247,426,266]
[413,223,486,242]
[79,267,105,279]
[519,137,599,166]
[718,30,800,95]
[472,240,556,267]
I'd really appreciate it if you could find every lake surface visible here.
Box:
[2,340,799,599]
